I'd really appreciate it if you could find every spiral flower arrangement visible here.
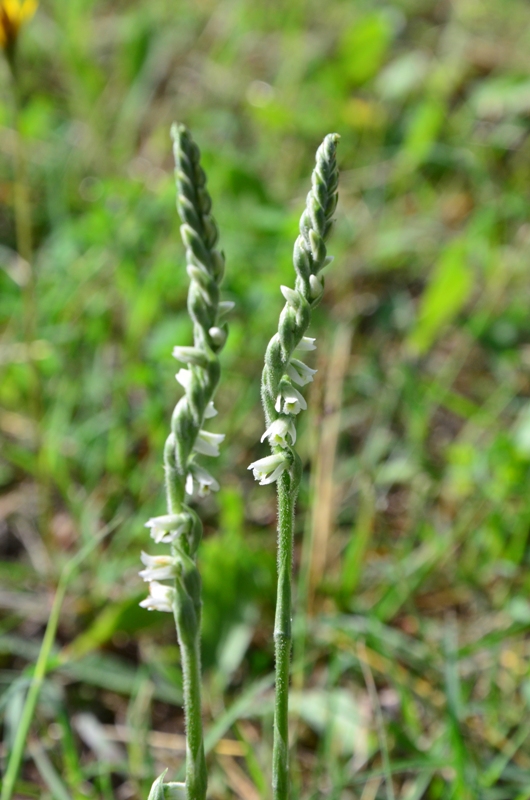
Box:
[141,124,230,800]
[249,132,340,800]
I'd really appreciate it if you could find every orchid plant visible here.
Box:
[142,124,230,800]
[249,133,340,800]
[142,129,339,800]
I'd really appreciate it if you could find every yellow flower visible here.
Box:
[0,0,37,52]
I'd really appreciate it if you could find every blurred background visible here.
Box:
[2,0,530,798]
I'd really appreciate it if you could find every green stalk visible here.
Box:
[165,464,206,800]
[272,470,296,800]
[249,133,340,800]
[142,125,230,800]
[178,628,206,800]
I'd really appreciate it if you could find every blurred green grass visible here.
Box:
[2,0,530,797]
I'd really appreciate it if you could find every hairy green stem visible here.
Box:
[273,470,296,800]
[165,461,206,800]
[143,124,229,800]
[179,628,207,800]
[252,133,340,799]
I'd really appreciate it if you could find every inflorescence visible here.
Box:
[249,133,340,485]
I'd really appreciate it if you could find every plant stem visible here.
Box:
[178,626,207,800]
[166,454,206,800]
[273,469,296,800]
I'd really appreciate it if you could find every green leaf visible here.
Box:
[147,772,167,800]
[408,237,472,354]
[400,98,446,167]
[339,13,394,86]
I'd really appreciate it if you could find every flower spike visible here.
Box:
[141,125,230,800]
[250,133,340,800]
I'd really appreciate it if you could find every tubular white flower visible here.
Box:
[203,401,217,418]
[286,358,317,387]
[172,345,208,368]
[208,326,226,347]
[145,514,189,544]
[175,368,192,389]
[296,336,316,351]
[193,430,225,457]
[280,285,301,309]
[261,417,296,448]
[176,369,217,417]
[218,300,235,319]
[274,384,308,415]
[139,581,176,612]
[139,552,178,582]
[186,464,220,497]
[248,453,289,485]
[309,273,324,300]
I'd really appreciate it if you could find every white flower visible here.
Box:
[203,401,217,419]
[172,346,208,368]
[176,369,217,418]
[139,552,177,582]
[193,430,225,457]
[309,274,323,300]
[275,384,307,415]
[261,417,296,448]
[286,358,317,387]
[208,326,226,347]
[139,581,175,613]
[145,514,188,544]
[175,368,192,389]
[280,285,300,309]
[185,464,220,497]
[218,300,235,319]
[248,453,289,485]
[296,337,316,351]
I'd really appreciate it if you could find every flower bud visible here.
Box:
[280,285,301,309]
[208,326,226,348]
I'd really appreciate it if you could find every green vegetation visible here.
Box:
[2,1,530,798]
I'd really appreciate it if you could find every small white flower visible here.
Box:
[309,274,323,300]
[280,285,300,309]
[176,369,217,418]
[248,453,289,485]
[208,326,226,347]
[175,368,192,389]
[218,300,235,319]
[139,581,175,613]
[275,384,308,415]
[261,417,296,448]
[172,346,207,368]
[193,430,225,457]
[286,358,317,387]
[139,552,178,582]
[186,464,220,497]
[296,337,316,352]
[145,514,188,544]
[203,401,217,419]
